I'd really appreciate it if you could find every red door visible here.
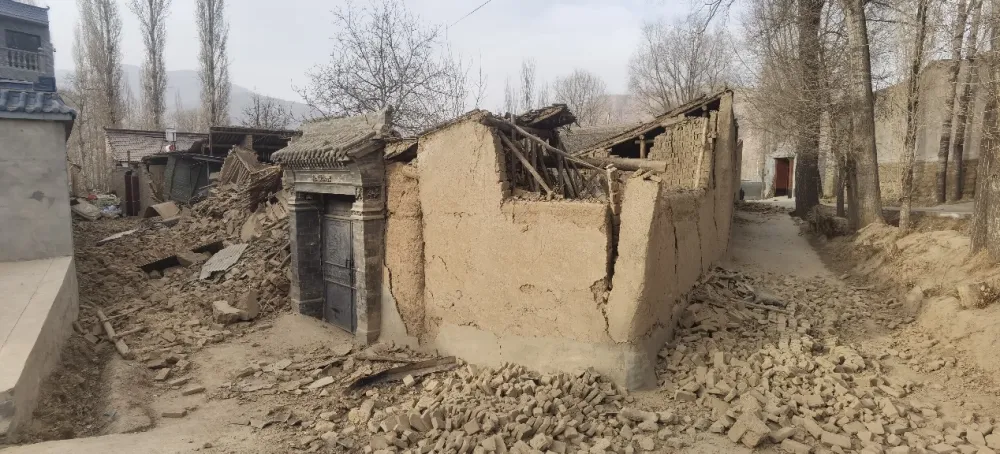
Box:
[774,158,792,197]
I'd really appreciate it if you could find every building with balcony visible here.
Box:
[0,0,53,85]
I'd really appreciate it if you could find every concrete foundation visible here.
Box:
[0,257,79,439]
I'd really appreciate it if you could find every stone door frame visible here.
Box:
[287,165,385,345]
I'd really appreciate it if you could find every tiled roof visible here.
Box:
[0,81,75,128]
[272,109,390,168]
[516,104,576,129]
[560,123,638,153]
[105,128,207,163]
[0,0,48,24]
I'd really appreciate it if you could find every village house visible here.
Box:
[104,126,300,215]
[273,90,740,389]
[0,0,79,439]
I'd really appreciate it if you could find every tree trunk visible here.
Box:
[836,160,846,217]
[793,0,824,218]
[935,0,970,204]
[972,1,999,258]
[842,0,884,227]
[846,156,860,231]
[900,0,930,232]
[953,0,983,201]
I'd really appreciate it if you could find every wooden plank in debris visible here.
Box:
[348,357,459,389]
[96,309,133,359]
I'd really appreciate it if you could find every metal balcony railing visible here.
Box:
[1,47,44,73]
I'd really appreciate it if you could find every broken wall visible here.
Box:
[605,92,739,388]
[381,162,425,344]
[412,119,627,379]
[381,95,739,389]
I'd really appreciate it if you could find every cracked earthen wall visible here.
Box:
[412,119,637,381]
[605,92,739,389]
[381,163,425,344]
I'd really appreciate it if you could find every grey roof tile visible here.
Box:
[272,109,390,167]
[105,128,207,163]
[0,81,75,122]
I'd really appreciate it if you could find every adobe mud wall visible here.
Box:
[605,93,739,388]
[411,119,634,380]
[380,94,739,389]
[381,162,425,344]
[875,60,985,203]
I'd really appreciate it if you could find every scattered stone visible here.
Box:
[212,300,246,325]
[181,386,205,396]
[308,376,335,390]
[161,409,187,418]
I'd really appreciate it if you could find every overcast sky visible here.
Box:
[45,0,705,109]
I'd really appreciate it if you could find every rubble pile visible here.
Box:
[275,358,696,454]
[657,268,997,454]
[71,182,291,370]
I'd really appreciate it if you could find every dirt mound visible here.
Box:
[823,222,1000,381]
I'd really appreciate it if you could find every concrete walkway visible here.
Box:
[1,257,78,437]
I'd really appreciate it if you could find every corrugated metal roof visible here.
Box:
[105,128,207,163]
[200,243,248,279]
[0,0,48,25]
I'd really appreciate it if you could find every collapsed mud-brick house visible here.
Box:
[105,126,301,214]
[0,0,80,439]
[274,90,741,389]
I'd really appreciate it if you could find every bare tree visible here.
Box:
[553,69,609,127]
[297,0,470,133]
[79,0,126,129]
[971,0,1000,258]
[899,0,931,231]
[128,0,171,130]
[953,0,984,201]
[503,76,518,115]
[240,92,294,130]
[628,13,734,115]
[841,0,885,227]
[932,0,971,203]
[196,0,230,129]
[537,82,550,108]
[520,59,537,112]
[471,64,488,109]
[171,91,202,132]
[792,0,824,217]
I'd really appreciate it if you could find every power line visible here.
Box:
[449,0,493,29]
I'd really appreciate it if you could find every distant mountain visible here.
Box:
[56,64,312,128]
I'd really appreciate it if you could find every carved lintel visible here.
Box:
[355,186,382,201]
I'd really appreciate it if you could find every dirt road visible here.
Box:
[7,205,1000,453]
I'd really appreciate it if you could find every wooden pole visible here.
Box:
[498,133,553,196]
[97,309,133,359]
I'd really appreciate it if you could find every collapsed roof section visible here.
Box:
[514,103,576,130]
[573,90,732,158]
